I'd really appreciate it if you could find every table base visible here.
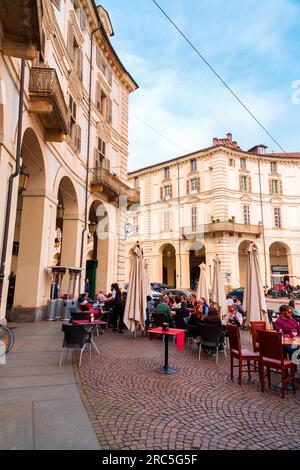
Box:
[156,366,177,375]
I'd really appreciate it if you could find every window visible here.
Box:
[243,205,250,225]
[163,209,170,232]
[241,176,247,191]
[191,206,197,232]
[164,186,171,199]
[79,8,87,31]
[274,207,282,228]
[271,179,279,195]
[95,138,106,167]
[240,175,251,192]
[107,68,113,86]
[191,178,198,192]
[191,159,197,172]
[187,177,200,194]
[100,54,106,76]
[67,21,82,79]
[271,161,277,173]
[164,167,170,179]
[69,95,81,151]
[240,158,247,170]
[229,158,235,167]
[134,177,139,188]
[133,216,139,236]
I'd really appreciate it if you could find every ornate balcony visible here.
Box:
[91,168,140,205]
[181,222,263,240]
[127,188,140,206]
[0,0,41,60]
[205,221,263,238]
[29,67,69,142]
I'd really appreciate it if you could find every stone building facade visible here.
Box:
[0,0,138,321]
[126,133,300,291]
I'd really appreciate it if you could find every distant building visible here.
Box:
[126,133,300,291]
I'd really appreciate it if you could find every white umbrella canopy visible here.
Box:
[123,243,147,333]
[243,242,270,327]
[144,259,152,299]
[197,263,209,302]
[211,255,227,316]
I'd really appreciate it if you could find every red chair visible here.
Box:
[250,321,266,352]
[227,324,260,386]
[257,330,296,399]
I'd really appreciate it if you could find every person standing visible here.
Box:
[84,278,91,295]
[106,283,124,332]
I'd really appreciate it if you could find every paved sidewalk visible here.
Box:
[0,321,100,450]
[77,330,300,450]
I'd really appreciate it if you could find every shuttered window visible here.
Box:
[240,175,251,192]
[67,21,74,60]
[76,125,81,152]
[240,158,247,170]
[191,206,197,232]
[243,205,250,225]
[162,185,172,200]
[274,207,282,228]
[271,161,277,173]
[164,167,170,179]
[79,8,87,31]
[191,159,197,172]
[107,98,112,124]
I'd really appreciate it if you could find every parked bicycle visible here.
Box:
[0,324,15,354]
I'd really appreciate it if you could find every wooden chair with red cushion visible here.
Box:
[250,321,266,352]
[257,329,296,399]
[227,324,260,386]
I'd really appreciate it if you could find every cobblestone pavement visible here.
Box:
[75,330,300,450]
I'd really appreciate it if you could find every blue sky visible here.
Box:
[98,0,300,171]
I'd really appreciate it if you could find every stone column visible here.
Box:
[60,215,83,295]
[12,193,56,320]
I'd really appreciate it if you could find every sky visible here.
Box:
[97,0,300,171]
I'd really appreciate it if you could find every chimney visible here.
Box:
[226,133,232,142]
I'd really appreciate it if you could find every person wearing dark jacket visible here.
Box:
[106,283,124,332]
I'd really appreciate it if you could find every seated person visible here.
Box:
[232,296,246,317]
[172,295,182,309]
[79,293,92,312]
[199,297,210,317]
[274,304,300,358]
[173,300,190,319]
[288,300,300,319]
[187,304,203,326]
[97,290,107,302]
[155,297,173,327]
[202,306,222,328]
[187,294,197,309]
[146,295,155,327]
[226,305,243,327]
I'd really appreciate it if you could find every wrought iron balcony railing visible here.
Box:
[29,67,69,141]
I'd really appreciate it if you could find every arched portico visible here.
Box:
[269,241,291,287]
[238,240,258,287]
[8,128,51,320]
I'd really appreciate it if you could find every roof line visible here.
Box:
[128,145,300,175]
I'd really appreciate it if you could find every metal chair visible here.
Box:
[59,324,90,367]
[198,323,226,363]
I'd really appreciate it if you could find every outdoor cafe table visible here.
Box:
[73,320,107,355]
[148,327,185,375]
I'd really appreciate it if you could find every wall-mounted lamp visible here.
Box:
[88,221,97,236]
[57,202,65,220]
[18,167,29,193]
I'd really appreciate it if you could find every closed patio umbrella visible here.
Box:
[197,263,209,302]
[211,255,227,316]
[123,243,147,334]
[144,259,152,299]
[243,242,269,328]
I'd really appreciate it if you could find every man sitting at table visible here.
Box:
[173,300,190,319]
[79,293,93,312]
[274,304,300,358]
[155,296,173,327]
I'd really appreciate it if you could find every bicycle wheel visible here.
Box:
[0,325,15,353]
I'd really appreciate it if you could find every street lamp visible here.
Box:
[57,202,65,220]
[18,167,29,193]
[88,221,97,236]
